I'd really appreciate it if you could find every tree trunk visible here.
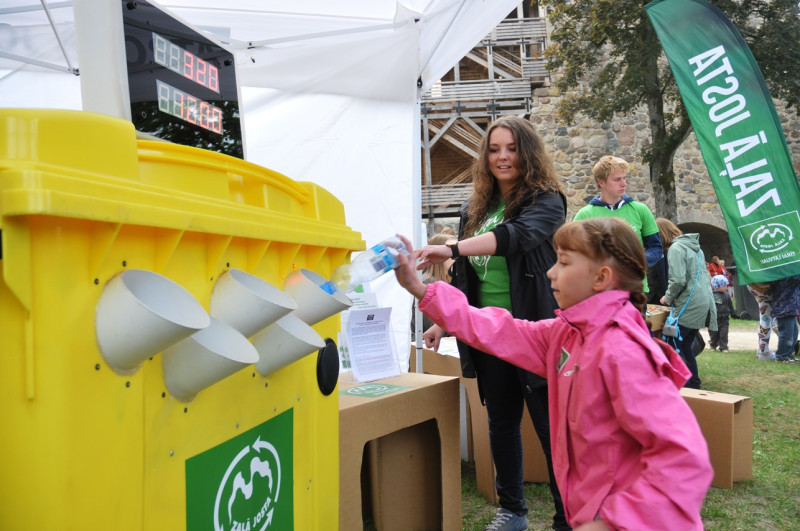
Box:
[649,153,677,220]
[644,50,679,221]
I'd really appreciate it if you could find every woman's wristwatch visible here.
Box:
[446,239,460,258]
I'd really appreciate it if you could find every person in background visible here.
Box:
[411,233,453,334]
[648,217,682,305]
[658,219,716,389]
[746,282,776,361]
[709,275,734,352]
[394,218,713,531]
[416,115,569,531]
[718,259,731,284]
[421,233,454,285]
[707,256,724,277]
[770,275,800,364]
[573,155,662,295]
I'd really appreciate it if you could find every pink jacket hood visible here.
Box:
[554,290,691,388]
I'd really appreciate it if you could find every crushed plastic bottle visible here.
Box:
[321,236,409,294]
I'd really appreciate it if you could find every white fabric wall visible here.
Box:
[242,88,417,368]
[1,0,522,371]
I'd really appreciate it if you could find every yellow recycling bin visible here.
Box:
[0,109,364,530]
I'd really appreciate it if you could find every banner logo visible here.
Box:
[738,211,800,271]
[749,222,793,253]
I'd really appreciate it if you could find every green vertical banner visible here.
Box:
[646,0,800,284]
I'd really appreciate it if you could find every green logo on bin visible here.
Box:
[186,410,293,530]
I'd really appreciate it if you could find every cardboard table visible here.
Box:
[410,343,549,504]
[339,372,461,530]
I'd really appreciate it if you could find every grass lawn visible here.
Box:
[461,320,800,530]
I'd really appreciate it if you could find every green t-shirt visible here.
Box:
[573,200,659,292]
[469,201,512,310]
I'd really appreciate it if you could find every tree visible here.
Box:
[540,0,800,219]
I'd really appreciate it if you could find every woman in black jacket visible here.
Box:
[417,116,569,531]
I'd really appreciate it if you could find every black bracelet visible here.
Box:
[446,240,459,258]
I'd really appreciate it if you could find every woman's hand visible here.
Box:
[423,324,445,351]
[415,232,497,270]
[415,244,452,271]
[393,235,427,300]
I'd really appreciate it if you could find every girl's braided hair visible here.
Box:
[553,218,648,312]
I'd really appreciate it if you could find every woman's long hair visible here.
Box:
[656,217,683,250]
[463,116,562,238]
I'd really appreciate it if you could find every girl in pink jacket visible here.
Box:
[399,218,713,530]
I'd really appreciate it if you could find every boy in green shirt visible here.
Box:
[574,156,663,293]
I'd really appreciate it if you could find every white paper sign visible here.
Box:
[345,307,400,382]
[338,292,379,372]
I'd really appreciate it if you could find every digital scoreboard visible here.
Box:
[121,0,244,158]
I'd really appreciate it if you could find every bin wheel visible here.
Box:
[737,311,751,321]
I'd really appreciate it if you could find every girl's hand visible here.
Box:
[394,235,427,300]
[423,324,444,351]
[415,244,452,271]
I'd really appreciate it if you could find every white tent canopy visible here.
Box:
[0,0,520,369]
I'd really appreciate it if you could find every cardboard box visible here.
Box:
[411,344,550,504]
[680,388,753,489]
[646,304,670,332]
[339,372,460,530]
[366,420,442,529]
[409,343,473,461]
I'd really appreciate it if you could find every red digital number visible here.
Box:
[196,59,207,89]
[183,51,194,82]
[186,96,198,124]
[210,107,223,134]
[199,101,210,130]
[208,65,219,93]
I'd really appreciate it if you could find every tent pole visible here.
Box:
[423,111,435,232]
[0,51,76,74]
[244,21,408,49]
[40,0,75,71]
[417,0,470,79]
[413,99,424,373]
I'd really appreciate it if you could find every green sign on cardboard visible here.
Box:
[340,383,410,398]
[186,409,293,530]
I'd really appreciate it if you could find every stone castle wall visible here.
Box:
[430,88,800,261]
[529,87,800,227]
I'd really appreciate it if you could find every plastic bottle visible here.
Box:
[321,236,409,294]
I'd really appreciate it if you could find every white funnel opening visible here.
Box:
[283,269,352,325]
[210,269,297,338]
[162,317,259,401]
[252,314,325,376]
[95,269,210,374]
